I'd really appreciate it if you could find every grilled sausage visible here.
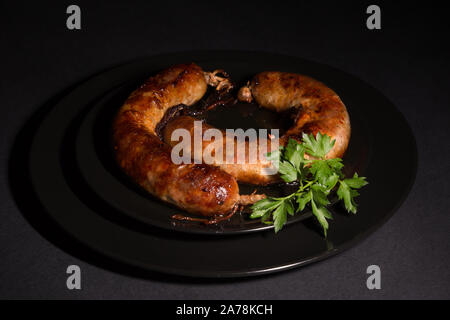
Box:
[162,71,351,184]
[113,63,263,217]
[248,71,351,159]
[162,115,277,184]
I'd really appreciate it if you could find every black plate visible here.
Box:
[29,51,417,277]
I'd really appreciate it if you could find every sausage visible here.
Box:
[162,115,277,184]
[162,71,351,184]
[113,63,264,217]
[247,71,351,159]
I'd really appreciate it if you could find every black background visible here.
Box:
[1,1,449,299]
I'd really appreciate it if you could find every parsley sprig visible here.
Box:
[250,132,368,236]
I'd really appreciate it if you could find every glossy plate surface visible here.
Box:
[29,51,417,277]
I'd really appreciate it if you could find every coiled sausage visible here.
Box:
[162,71,351,184]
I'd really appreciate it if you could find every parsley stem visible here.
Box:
[298,180,315,192]
[272,180,315,201]
[272,193,297,201]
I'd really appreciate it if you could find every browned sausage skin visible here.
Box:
[248,71,351,159]
[162,71,351,185]
[113,63,260,217]
[162,115,277,185]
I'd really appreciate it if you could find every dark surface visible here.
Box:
[1,1,449,298]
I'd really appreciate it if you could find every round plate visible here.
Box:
[29,51,417,277]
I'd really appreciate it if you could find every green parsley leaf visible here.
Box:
[343,173,368,189]
[285,199,295,216]
[309,160,334,184]
[273,201,288,233]
[250,198,281,219]
[324,173,340,190]
[251,198,279,211]
[302,132,335,158]
[249,210,266,219]
[261,211,273,225]
[311,198,332,237]
[311,183,331,206]
[337,181,356,213]
[296,192,311,212]
[284,139,306,169]
[326,158,344,173]
[278,161,297,182]
[309,158,344,186]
